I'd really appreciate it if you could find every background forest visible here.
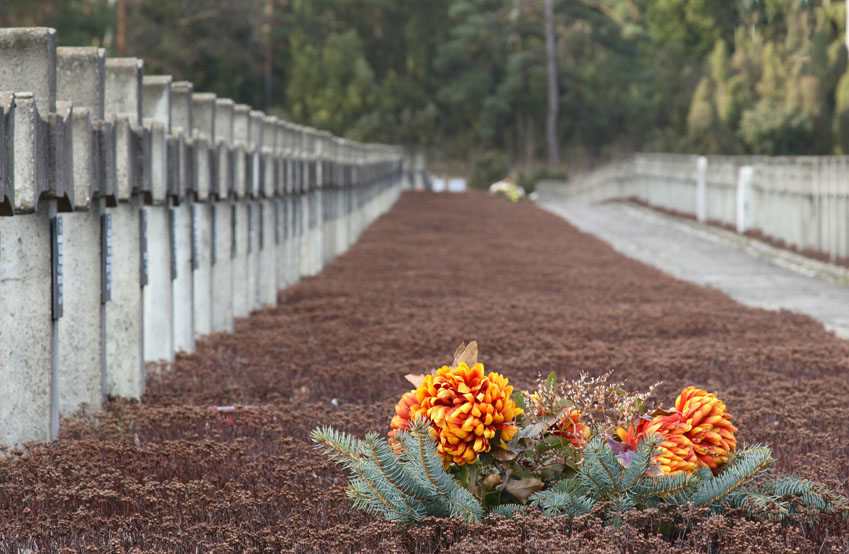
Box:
[3,0,849,179]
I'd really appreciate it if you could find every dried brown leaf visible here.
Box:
[490,447,518,461]
[504,477,544,504]
[404,374,426,388]
[451,341,478,368]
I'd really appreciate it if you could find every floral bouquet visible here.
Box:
[488,179,525,202]
[312,342,848,526]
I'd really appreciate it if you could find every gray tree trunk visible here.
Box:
[544,0,560,167]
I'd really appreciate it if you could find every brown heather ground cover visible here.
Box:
[1,191,849,553]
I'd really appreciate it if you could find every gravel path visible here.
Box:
[541,200,849,339]
[1,191,847,553]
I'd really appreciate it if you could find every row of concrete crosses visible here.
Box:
[0,27,423,449]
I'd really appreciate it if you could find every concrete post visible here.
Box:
[335,140,347,257]
[170,81,195,352]
[103,57,145,399]
[309,130,323,276]
[140,75,174,365]
[279,122,297,288]
[0,200,54,445]
[259,115,278,308]
[318,133,330,265]
[0,28,60,446]
[191,92,215,337]
[0,27,57,113]
[0,26,414,451]
[696,156,707,223]
[247,110,263,310]
[55,46,107,416]
[274,121,288,291]
[737,165,753,234]
[296,126,309,279]
[231,104,251,318]
[211,98,234,332]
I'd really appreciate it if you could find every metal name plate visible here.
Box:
[231,203,237,258]
[51,216,64,320]
[140,209,149,287]
[169,207,177,280]
[211,204,217,266]
[101,213,112,303]
[191,204,199,270]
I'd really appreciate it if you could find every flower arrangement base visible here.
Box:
[314,342,849,531]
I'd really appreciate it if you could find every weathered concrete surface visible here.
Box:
[283,194,298,286]
[192,203,213,337]
[141,75,171,132]
[0,28,57,113]
[247,201,260,310]
[104,58,142,124]
[140,75,173,363]
[334,189,344,258]
[298,193,309,278]
[57,47,105,209]
[232,202,249,318]
[56,46,107,415]
[540,200,849,339]
[309,190,323,276]
[105,58,143,203]
[275,198,288,289]
[210,202,234,332]
[104,200,144,398]
[170,81,193,135]
[142,207,173,363]
[281,196,296,287]
[324,189,340,265]
[192,93,215,140]
[258,199,277,307]
[58,209,103,415]
[0,210,52,446]
[172,202,194,352]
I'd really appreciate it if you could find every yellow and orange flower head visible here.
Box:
[641,413,700,474]
[674,386,737,473]
[417,362,522,466]
[617,414,699,475]
[553,409,590,448]
[387,390,426,448]
[616,386,737,474]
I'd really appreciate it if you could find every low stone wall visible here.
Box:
[538,153,849,261]
[0,27,425,449]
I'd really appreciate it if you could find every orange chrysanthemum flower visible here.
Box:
[616,415,698,474]
[553,409,590,448]
[417,362,522,466]
[617,386,737,474]
[675,386,737,472]
[388,390,425,448]
[640,413,700,474]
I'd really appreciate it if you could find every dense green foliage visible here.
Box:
[312,418,487,524]
[5,0,849,168]
[313,421,849,527]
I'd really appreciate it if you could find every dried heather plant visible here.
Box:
[522,370,661,437]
